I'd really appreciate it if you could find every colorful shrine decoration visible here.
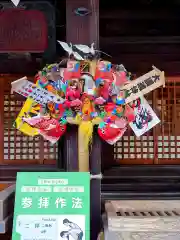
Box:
[11,42,165,171]
[12,172,90,240]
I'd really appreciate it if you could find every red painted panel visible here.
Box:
[0,9,48,52]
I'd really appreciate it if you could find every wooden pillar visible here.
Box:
[60,125,79,171]
[101,141,115,172]
[89,131,114,239]
[66,0,99,46]
[66,1,100,239]
[89,0,99,48]
[90,129,102,240]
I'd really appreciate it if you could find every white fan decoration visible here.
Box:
[11,0,20,6]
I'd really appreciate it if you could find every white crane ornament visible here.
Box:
[74,43,111,57]
[58,41,111,60]
[57,41,84,61]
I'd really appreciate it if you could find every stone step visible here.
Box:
[104,200,180,240]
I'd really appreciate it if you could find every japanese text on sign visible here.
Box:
[21,186,84,192]
[21,197,83,209]
[121,68,165,104]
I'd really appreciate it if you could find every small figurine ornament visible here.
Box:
[66,79,81,101]
[11,41,165,172]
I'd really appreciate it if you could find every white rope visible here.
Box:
[90,173,103,180]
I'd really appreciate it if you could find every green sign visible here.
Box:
[12,172,90,240]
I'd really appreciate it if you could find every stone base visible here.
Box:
[104,200,180,240]
[0,215,13,234]
[104,230,180,240]
[0,184,15,221]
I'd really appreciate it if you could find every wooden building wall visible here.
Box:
[2,0,180,238]
[99,0,180,165]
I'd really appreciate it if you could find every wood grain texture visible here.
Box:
[66,0,90,44]
[66,0,99,46]
[90,130,101,240]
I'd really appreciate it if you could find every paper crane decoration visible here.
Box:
[74,43,96,54]
[11,42,165,172]
[57,41,84,61]
[58,41,111,60]
[74,43,111,57]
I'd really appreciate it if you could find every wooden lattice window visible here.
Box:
[114,76,180,164]
[0,75,58,165]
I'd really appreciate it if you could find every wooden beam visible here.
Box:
[100,9,180,20]
[100,36,180,45]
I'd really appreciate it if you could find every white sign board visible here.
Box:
[129,96,160,137]
[122,68,165,104]
[11,77,64,105]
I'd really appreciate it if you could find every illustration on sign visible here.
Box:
[129,97,160,137]
[12,172,90,240]
[59,216,85,240]
[15,215,85,240]
[11,77,64,106]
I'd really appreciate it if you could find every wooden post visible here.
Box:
[101,140,115,172]
[60,125,79,171]
[66,0,99,46]
[0,79,4,164]
[90,129,102,240]
[89,0,99,48]
[66,1,100,239]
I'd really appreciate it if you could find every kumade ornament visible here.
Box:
[11,42,165,172]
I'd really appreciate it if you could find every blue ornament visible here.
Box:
[95,78,104,87]
[116,98,125,105]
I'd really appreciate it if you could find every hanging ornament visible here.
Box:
[11,41,165,172]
